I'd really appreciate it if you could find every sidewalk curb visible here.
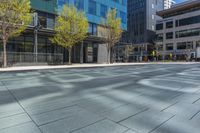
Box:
[0,62,199,72]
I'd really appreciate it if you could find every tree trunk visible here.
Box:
[68,47,72,65]
[3,39,7,68]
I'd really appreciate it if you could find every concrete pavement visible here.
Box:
[0,62,199,72]
[0,64,200,133]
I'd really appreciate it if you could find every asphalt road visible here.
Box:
[0,64,200,133]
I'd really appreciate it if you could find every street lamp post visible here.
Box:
[33,12,42,63]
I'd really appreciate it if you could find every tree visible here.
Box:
[0,0,32,67]
[103,9,122,64]
[51,4,88,65]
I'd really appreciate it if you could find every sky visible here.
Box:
[175,0,187,3]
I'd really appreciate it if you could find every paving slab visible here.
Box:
[24,98,77,115]
[0,122,41,133]
[31,106,83,126]
[76,95,128,114]
[120,109,174,133]
[163,102,200,120]
[0,85,6,91]
[152,115,200,133]
[123,130,138,133]
[0,113,31,130]
[40,110,104,133]
[128,94,176,112]
[101,103,148,122]
[171,93,200,104]
[2,77,53,90]
[0,103,24,119]
[0,90,17,105]
[72,119,127,133]
[4,84,64,108]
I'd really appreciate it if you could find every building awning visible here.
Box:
[25,27,106,43]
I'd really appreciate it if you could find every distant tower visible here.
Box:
[164,0,175,9]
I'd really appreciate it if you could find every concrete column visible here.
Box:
[97,44,108,64]
[145,44,148,51]
[163,43,166,60]
[34,29,38,63]
[193,41,196,50]
[80,41,84,64]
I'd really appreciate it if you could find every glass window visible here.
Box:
[24,36,34,52]
[186,42,193,49]
[38,38,46,53]
[196,41,200,48]
[177,42,187,50]
[89,23,93,34]
[88,0,96,15]
[176,15,200,27]
[120,11,127,24]
[47,14,55,29]
[158,45,163,51]
[100,4,108,18]
[38,12,47,28]
[122,0,127,6]
[166,21,173,29]
[74,0,84,10]
[93,24,97,36]
[166,32,173,39]
[58,0,69,6]
[166,43,173,51]
[176,28,200,38]
[88,23,97,36]
[113,0,119,3]
[156,23,163,30]
[156,33,163,41]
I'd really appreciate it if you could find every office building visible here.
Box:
[120,0,164,62]
[0,0,127,65]
[164,0,175,9]
[156,0,200,60]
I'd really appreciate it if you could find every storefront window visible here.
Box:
[24,36,34,52]
[38,38,46,53]
[177,42,193,50]
[166,43,173,51]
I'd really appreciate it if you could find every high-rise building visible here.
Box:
[164,0,176,9]
[120,0,164,62]
[0,0,127,65]
[156,0,200,61]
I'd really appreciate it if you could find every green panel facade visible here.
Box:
[30,0,57,14]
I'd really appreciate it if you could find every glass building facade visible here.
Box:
[119,0,164,62]
[0,0,127,65]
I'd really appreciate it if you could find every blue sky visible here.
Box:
[175,0,187,3]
